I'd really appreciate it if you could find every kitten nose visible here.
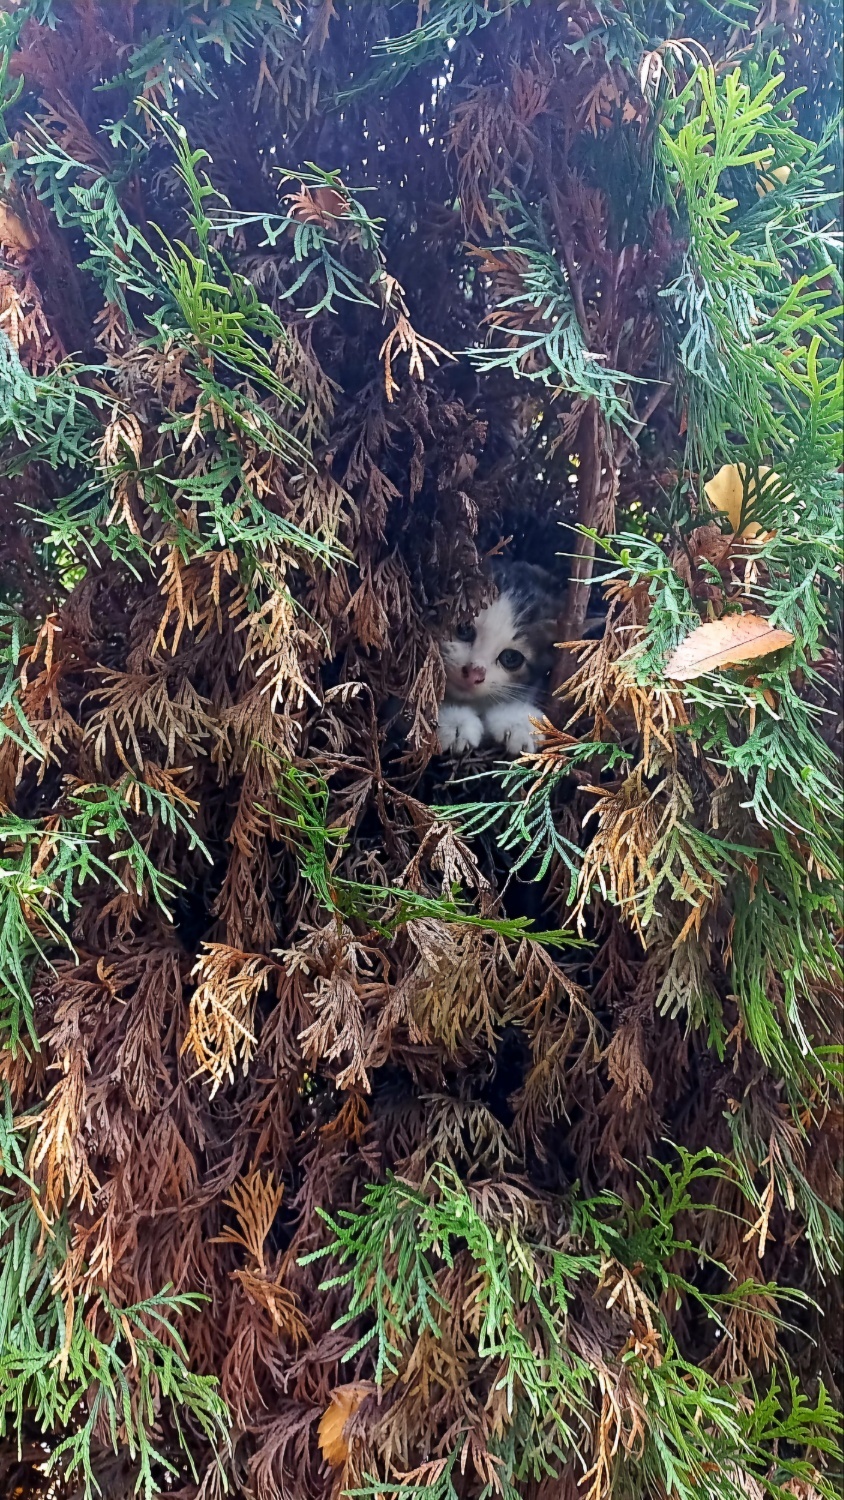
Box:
[462,664,486,685]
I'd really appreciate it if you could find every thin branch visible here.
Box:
[550,400,606,697]
[538,128,591,341]
[622,383,670,451]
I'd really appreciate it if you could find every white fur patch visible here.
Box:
[484,699,542,756]
[474,592,518,667]
[437,703,484,753]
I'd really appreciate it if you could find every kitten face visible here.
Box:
[441,562,558,707]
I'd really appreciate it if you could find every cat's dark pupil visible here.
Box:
[498,649,525,671]
[455,624,476,643]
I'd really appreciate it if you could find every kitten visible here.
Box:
[437,560,559,756]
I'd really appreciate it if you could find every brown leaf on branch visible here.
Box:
[215,1170,283,1271]
[665,614,795,681]
[182,944,276,1096]
[757,162,791,195]
[379,315,455,403]
[286,183,349,228]
[306,0,339,52]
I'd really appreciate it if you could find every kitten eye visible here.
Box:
[455,623,476,643]
[498,649,525,671]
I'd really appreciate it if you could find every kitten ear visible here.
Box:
[527,562,557,593]
[522,567,562,631]
[491,558,556,594]
[535,605,563,645]
[489,559,560,620]
[525,615,561,677]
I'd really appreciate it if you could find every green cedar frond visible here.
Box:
[212,164,386,320]
[25,114,309,467]
[0,606,46,762]
[338,0,533,100]
[373,1,531,57]
[0,775,210,1047]
[432,741,630,890]
[99,0,295,110]
[658,58,843,472]
[64,776,212,917]
[468,197,636,427]
[0,335,106,472]
[305,1154,839,1497]
[270,759,580,945]
[0,1199,230,1500]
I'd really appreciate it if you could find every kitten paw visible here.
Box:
[437,704,484,754]
[484,701,541,756]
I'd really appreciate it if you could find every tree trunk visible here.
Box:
[550,399,607,693]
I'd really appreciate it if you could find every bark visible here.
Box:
[550,400,606,694]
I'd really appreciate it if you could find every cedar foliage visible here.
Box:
[0,2,842,1497]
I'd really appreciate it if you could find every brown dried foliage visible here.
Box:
[0,4,838,1499]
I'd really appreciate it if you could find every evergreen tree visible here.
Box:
[0,3,841,1497]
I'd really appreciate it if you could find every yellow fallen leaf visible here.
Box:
[704,463,790,539]
[318,1382,375,1467]
[756,163,791,196]
[0,201,37,254]
[665,614,795,681]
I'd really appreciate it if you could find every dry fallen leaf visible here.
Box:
[318,1382,375,1467]
[666,614,795,681]
[704,463,790,539]
[0,201,37,254]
